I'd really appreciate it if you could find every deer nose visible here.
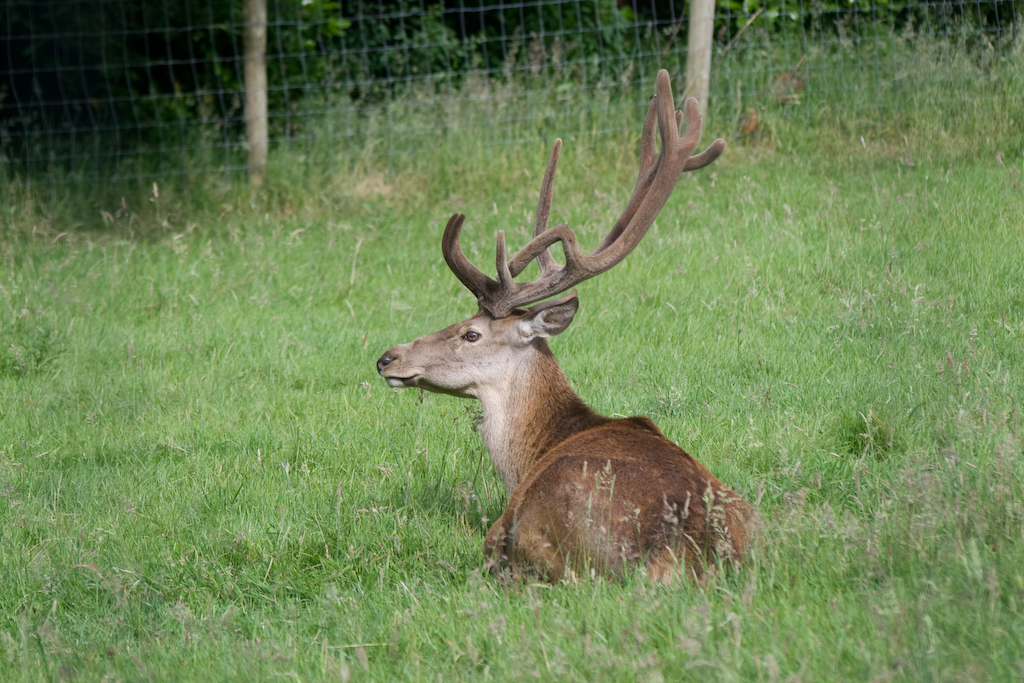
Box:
[376,351,397,375]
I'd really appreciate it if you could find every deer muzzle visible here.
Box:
[376,348,419,387]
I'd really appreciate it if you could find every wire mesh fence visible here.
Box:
[1,0,1020,184]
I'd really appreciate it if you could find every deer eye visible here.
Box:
[461,331,481,342]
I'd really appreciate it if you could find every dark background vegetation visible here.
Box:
[1,0,1019,173]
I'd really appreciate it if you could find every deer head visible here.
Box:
[377,71,753,581]
[378,69,724,402]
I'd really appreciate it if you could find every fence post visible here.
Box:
[684,0,715,119]
[243,0,268,185]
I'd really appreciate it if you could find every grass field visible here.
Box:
[2,99,1024,680]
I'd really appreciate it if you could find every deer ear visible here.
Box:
[519,291,579,339]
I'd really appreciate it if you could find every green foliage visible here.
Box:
[459,0,636,75]
[715,0,1022,39]
[269,0,351,91]
[0,0,348,162]
[339,1,469,99]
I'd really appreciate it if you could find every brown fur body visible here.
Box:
[485,416,756,582]
[479,339,755,582]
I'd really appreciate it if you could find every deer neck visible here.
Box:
[474,343,606,493]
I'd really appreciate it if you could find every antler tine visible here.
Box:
[442,213,497,303]
[588,71,706,261]
[495,230,515,291]
[684,137,726,171]
[505,223,584,284]
[675,96,704,155]
[586,96,660,257]
[639,96,659,178]
[521,139,564,279]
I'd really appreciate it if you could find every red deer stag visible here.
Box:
[377,70,757,582]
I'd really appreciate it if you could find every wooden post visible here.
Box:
[684,0,715,119]
[243,0,268,185]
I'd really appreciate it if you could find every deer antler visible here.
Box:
[442,69,726,318]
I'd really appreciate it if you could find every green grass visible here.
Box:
[2,79,1024,679]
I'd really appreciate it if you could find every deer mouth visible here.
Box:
[384,374,471,399]
[384,375,420,388]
